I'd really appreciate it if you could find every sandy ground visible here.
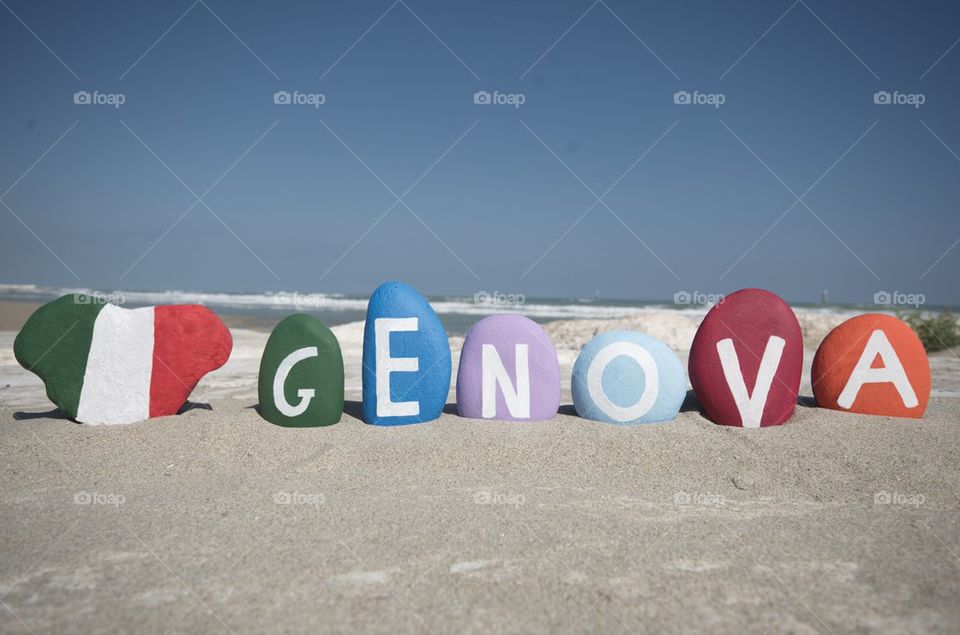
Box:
[1,399,959,633]
[2,299,960,633]
[0,301,41,331]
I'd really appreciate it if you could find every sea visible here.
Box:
[0,284,936,336]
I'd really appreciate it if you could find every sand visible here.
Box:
[0,301,40,331]
[1,399,959,633]
[2,299,960,633]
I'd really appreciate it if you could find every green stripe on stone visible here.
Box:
[14,294,106,418]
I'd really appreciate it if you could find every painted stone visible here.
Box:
[456,315,560,421]
[812,314,930,419]
[361,281,451,425]
[688,288,802,428]
[14,294,232,425]
[572,331,685,424]
[258,314,344,427]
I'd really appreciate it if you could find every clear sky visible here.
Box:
[1,0,958,304]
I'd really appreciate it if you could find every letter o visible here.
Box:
[586,342,659,422]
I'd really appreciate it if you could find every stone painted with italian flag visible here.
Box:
[14,294,233,425]
[257,313,344,427]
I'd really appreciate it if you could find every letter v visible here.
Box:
[716,336,786,428]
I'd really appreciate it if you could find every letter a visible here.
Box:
[837,330,918,409]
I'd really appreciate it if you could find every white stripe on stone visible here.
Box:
[77,304,155,425]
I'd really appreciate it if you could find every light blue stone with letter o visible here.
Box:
[572,331,685,424]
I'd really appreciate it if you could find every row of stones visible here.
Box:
[14,284,930,426]
[259,283,931,428]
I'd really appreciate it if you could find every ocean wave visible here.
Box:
[0,284,864,321]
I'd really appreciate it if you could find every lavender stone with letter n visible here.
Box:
[456,315,560,421]
[362,281,451,425]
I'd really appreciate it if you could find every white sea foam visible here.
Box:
[0,284,715,320]
[0,283,873,323]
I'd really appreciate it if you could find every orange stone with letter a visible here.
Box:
[812,314,930,418]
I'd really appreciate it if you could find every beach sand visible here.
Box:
[2,300,959,633]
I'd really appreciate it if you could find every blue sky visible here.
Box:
[1,0,958,304]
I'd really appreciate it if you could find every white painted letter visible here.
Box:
[482,344,530,418]
[837,330,918,409]
[586,342,659,422]
[375,317,420,417]
[274,346,319,417]
[716,336,785,428]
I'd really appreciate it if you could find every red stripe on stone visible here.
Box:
[149,305,233,417]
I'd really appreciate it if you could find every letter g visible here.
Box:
[274,346,319,417]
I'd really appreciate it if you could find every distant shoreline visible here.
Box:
[2,283,940,338]
[0,299,280,333]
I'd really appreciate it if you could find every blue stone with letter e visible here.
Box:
[362,281,451,425]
